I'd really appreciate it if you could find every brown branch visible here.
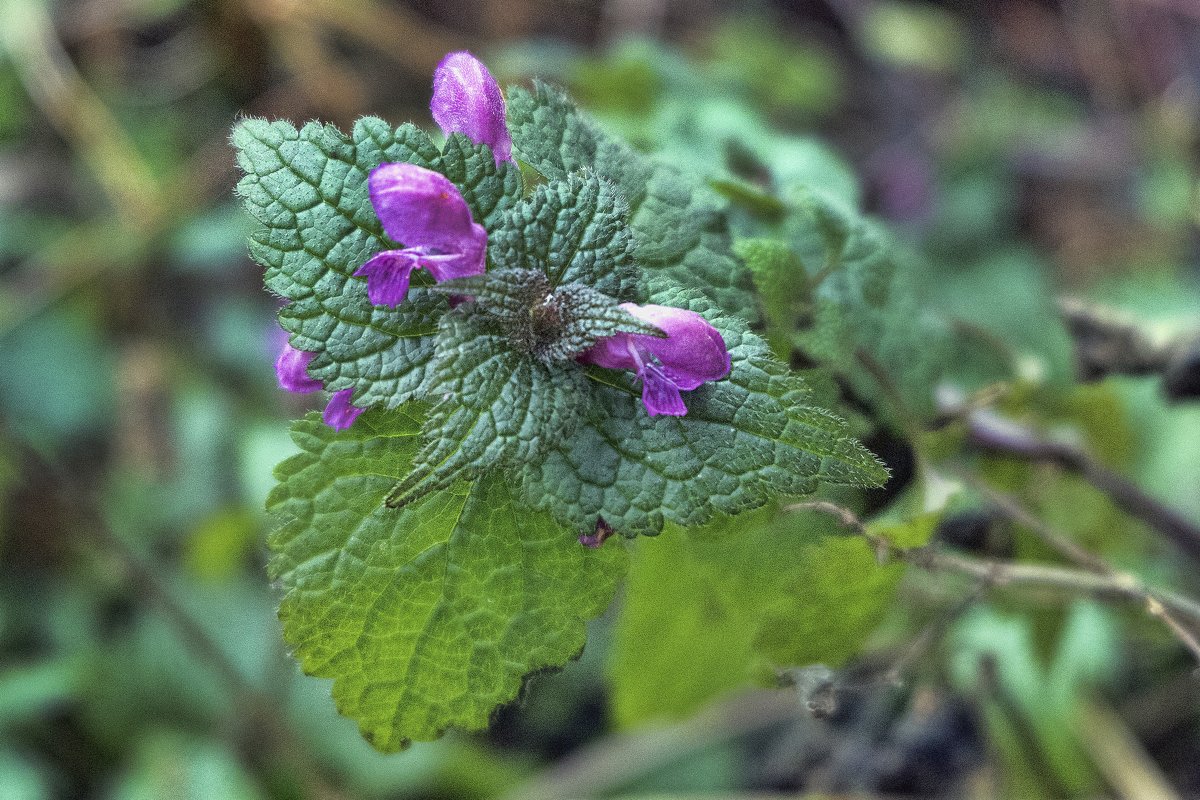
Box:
[967,477,1200,667]
[964,408,1200,565]
[26,447,346,799]
[500,689,800,800]
[88,529,345,799]
[0,0,163,231]
[790,502,1200,664]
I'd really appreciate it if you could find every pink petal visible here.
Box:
[431,51,513,165]
[639,362,688,417]
[354,250,421,306]
[276,341,322,394]
[322,388,365,431]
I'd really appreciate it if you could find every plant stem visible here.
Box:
[790,501,1200,662]
[964,408,1200,565]
[966,477,1200,667]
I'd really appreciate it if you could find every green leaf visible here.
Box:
[507,82,758,320]
[490,172,637,299]
[861,1,967,74]
[268,409,627,750]
[385,312,588,508]
[546,282,665,344]
[949,604,1108,796]
[732,237,806,358]
[786,192,948,423]
[434,269,663,359]
[609,503,905,726]
[519,288,888,536]
[233,118,522,409]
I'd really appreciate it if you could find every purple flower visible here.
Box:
[579,517,615,549]
[274,332,365,431]
[431,51,512,164]
[581,304,731,417]
[354,163,487,306]
[322,388,365,432]
[275,341,322,393]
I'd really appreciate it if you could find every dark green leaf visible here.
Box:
[519,288,888,536]
[490,172,637,299]
[385,313,587,508]
[233,118,522,409]
[433,269,663,361]
[507,82,758,320]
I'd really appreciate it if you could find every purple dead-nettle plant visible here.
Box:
[581,304,732,416]
[235,42,890,751]
[352,50,730,418]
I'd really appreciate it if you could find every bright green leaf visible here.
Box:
[609,503,905,726]
[268,409,627,750]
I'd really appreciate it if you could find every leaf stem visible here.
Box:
[790,500,1200,667]
[965,475,1200,669]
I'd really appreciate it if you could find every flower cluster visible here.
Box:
[274,51,730,429]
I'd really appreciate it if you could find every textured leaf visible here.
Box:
[233,119,522,408]
[546,282,665,346]
[267,409,627,750]
[732,237,807,358]
[779,189,947,423]
[434,270,663,361]
[609,503,905,726]
[386,312,588,508]
[490,172,637,299]
[519,288,888,536]
[507,82,757,320]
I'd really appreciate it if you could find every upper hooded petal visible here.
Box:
[368,162,487,264]
[431,51,513,164]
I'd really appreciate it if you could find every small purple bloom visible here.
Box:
[322,388,365,431]
[581,304,731,417]
[354,163,487,306]
[579,517,615,549]
[275,341,323,393]
[431,51,512,164]
[274,329,366,431]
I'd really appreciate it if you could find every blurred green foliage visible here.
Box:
[1,1,1199,797]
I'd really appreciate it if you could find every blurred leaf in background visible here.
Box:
[0,0,1198,797]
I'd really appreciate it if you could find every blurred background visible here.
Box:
[2,0,1200,797]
